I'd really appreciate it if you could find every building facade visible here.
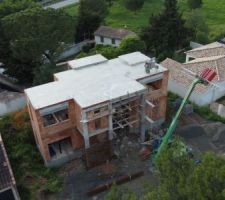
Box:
[25,52,168,167]
[94,26,136,47]
[161,42,225,106]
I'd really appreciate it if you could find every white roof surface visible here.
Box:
[68,54,108,69]
[25,52,167,109]
[119,52,150,66]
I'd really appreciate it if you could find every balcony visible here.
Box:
[42,108,69,127]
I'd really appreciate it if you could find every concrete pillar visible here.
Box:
[81,111,90,148]
[140,94,146,142]
[185,55,190,63]
[108,103,113,140]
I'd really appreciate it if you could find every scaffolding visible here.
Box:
[112,97,140,131]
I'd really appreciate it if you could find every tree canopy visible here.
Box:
[119,35,146,54]
[124,0,145,14]
[187,0,203,9]
[75,0,108,42]
[2,7,74,63]
[145,139,225,200]
[141,0,191,61]
[76,36,146,59]
[185,10,209,43]
[104,138,225,200]
[1,6,75,84]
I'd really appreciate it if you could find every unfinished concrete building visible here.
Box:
[25,52,169,167]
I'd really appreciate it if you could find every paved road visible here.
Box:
[44,0,79,9]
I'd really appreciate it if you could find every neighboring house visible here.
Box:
[0,135,20,200]
[25,52,169,167]
[0,90,26,116]
[161,42,225,106]
[185,42,225,62]
[94,26,136,47]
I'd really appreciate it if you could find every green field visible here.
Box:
[61,3,79,16]
[63,0,225,37]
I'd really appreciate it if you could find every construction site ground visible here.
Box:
[43,112,225,200]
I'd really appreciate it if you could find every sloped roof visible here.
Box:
[94,26,136,39]
[0,135,15,191]
[186,42,225,58]
[184,55,225,82]
[161,58,207,93]
[187,42,223,52]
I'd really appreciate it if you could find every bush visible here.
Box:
[104,184,137,200]
[119,35,146,54]
[0,109,62,199]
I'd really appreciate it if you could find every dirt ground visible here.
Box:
[44,133,155,200]
[44,113,225,200]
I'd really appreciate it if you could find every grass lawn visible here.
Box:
[105,0,164,33]
[200,0,225,37]
[63,0,225,38]
[61,3,79,17]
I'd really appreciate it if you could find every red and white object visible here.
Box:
[200,68,217,82]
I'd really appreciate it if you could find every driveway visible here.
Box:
[44,0,79,9]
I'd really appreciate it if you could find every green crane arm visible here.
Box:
[154,78,202,162]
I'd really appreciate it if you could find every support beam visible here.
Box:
[145,116,154,124]
[108,103,113,140]
[139,94,146,142]
[145,99,155,108]
[81,111,90,148]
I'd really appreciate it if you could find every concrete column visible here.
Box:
[81,111,90,148]
[140,94,146,142]
[185,55,190,63]
[108,103,113,140]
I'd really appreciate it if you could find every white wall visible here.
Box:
[95,35,121,47]
[0,94,26,116]
[168,80,225,106]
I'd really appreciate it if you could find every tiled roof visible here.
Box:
[186,42,225,58]
[0,135,15,191]
[161,58,207,93]
[187,42,223,52]
[185,55,225,64]
[94,26,136,39]
[184,55,225,81]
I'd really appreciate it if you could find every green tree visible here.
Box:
[124,0,145,14]
[141,0,191,61]
[2,7,75,84]
[145,139,225,200]
[0,0,37,82]
[187,152,225,200]
[185,10,209,43]
[104,184,137,200]
[105,0,115,6]
[119,36,146,54]
[187,0,202,9]
[77,45,121,59]
[76,0,108,42]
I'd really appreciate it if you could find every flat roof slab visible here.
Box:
[25,52,167,109]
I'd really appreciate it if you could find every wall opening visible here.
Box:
[48,137,73,159]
